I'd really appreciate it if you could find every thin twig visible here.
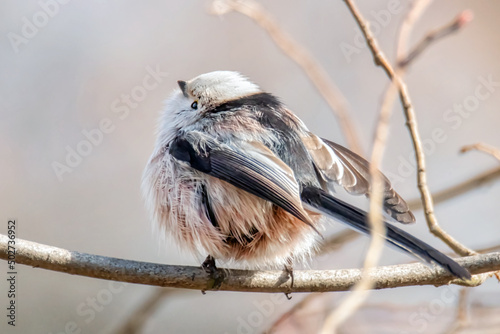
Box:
[344,0,475,257]
[315,3,480,259]
[477,243,500,254]
[399,10,474,68]
[320,35,398,334]
[113,288,173,334]
[264,293,322,334]
[398,8,475,257]
[0,235,496,293]
[461,143,500,162]
[443,288,470,334]
[401,80,476,255]
[210,0,363,153]
[407,166,500,210]
[342,0,395,78]
[320,1,462,330]
[396,0,434,63]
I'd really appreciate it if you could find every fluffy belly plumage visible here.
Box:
[143,154,320,269]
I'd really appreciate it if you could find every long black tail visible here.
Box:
[301,186,471,280]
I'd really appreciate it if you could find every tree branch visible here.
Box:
[1,235,498,293]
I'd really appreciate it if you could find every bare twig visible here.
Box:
[264,293,322,334]
[317,1,476,259]
[461,143,500,162]
[342,0,395,78]
[319,0,475,330]
[402,87,475,256]
[210,0,363,153]
[318,0,471,330]
[0,235,497,293]
[443,288,470,334]
[343,0,475,257]
[113,288,173,334]
[396,0,434,63]
[399,10,473,68]
[320,24,398,332]
[407,166,500,210]
[477,243,500,254]
[316,229,359,256]
[397,8,475,257]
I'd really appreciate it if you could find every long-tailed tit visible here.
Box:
[142,71,470,280]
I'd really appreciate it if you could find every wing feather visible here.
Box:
[302,132,415,224]
[169,132,319,233]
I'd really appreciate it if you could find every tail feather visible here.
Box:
[301,186,471,280]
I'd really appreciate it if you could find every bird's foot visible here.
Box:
[201,255,224,293]
[284,261,294,300]
[202,255,217,275]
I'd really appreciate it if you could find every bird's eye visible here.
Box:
[191,101,198,110]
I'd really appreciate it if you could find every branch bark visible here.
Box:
[1,235,498,293]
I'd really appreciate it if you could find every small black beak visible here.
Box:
[177,80,188,98]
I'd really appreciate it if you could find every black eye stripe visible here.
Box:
[191,101,198,110]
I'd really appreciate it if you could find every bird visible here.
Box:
[142,71,471,282]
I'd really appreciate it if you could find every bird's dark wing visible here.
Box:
[302,132,415,224]
[301,186,470,279]
[169,132,319,233]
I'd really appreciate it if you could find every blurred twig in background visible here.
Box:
[407,166,500,210]
[398,10,474,68]
[264,293,322,334]
[318,2,480,262]
[113,288,173,334]
[396,0,434,63]
[347,0,476,258]
[444,288,470,334]
[319,0,480,331]
[320,0,403,330]
[461,142,500,162]
[395,8,477,257]
[210,0,363,154]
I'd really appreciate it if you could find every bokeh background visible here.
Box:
[1,0,499,333]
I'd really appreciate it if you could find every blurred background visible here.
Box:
[1,0,499,333]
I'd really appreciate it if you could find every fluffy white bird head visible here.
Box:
[157,71,263,147]
[184,71,261,106]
